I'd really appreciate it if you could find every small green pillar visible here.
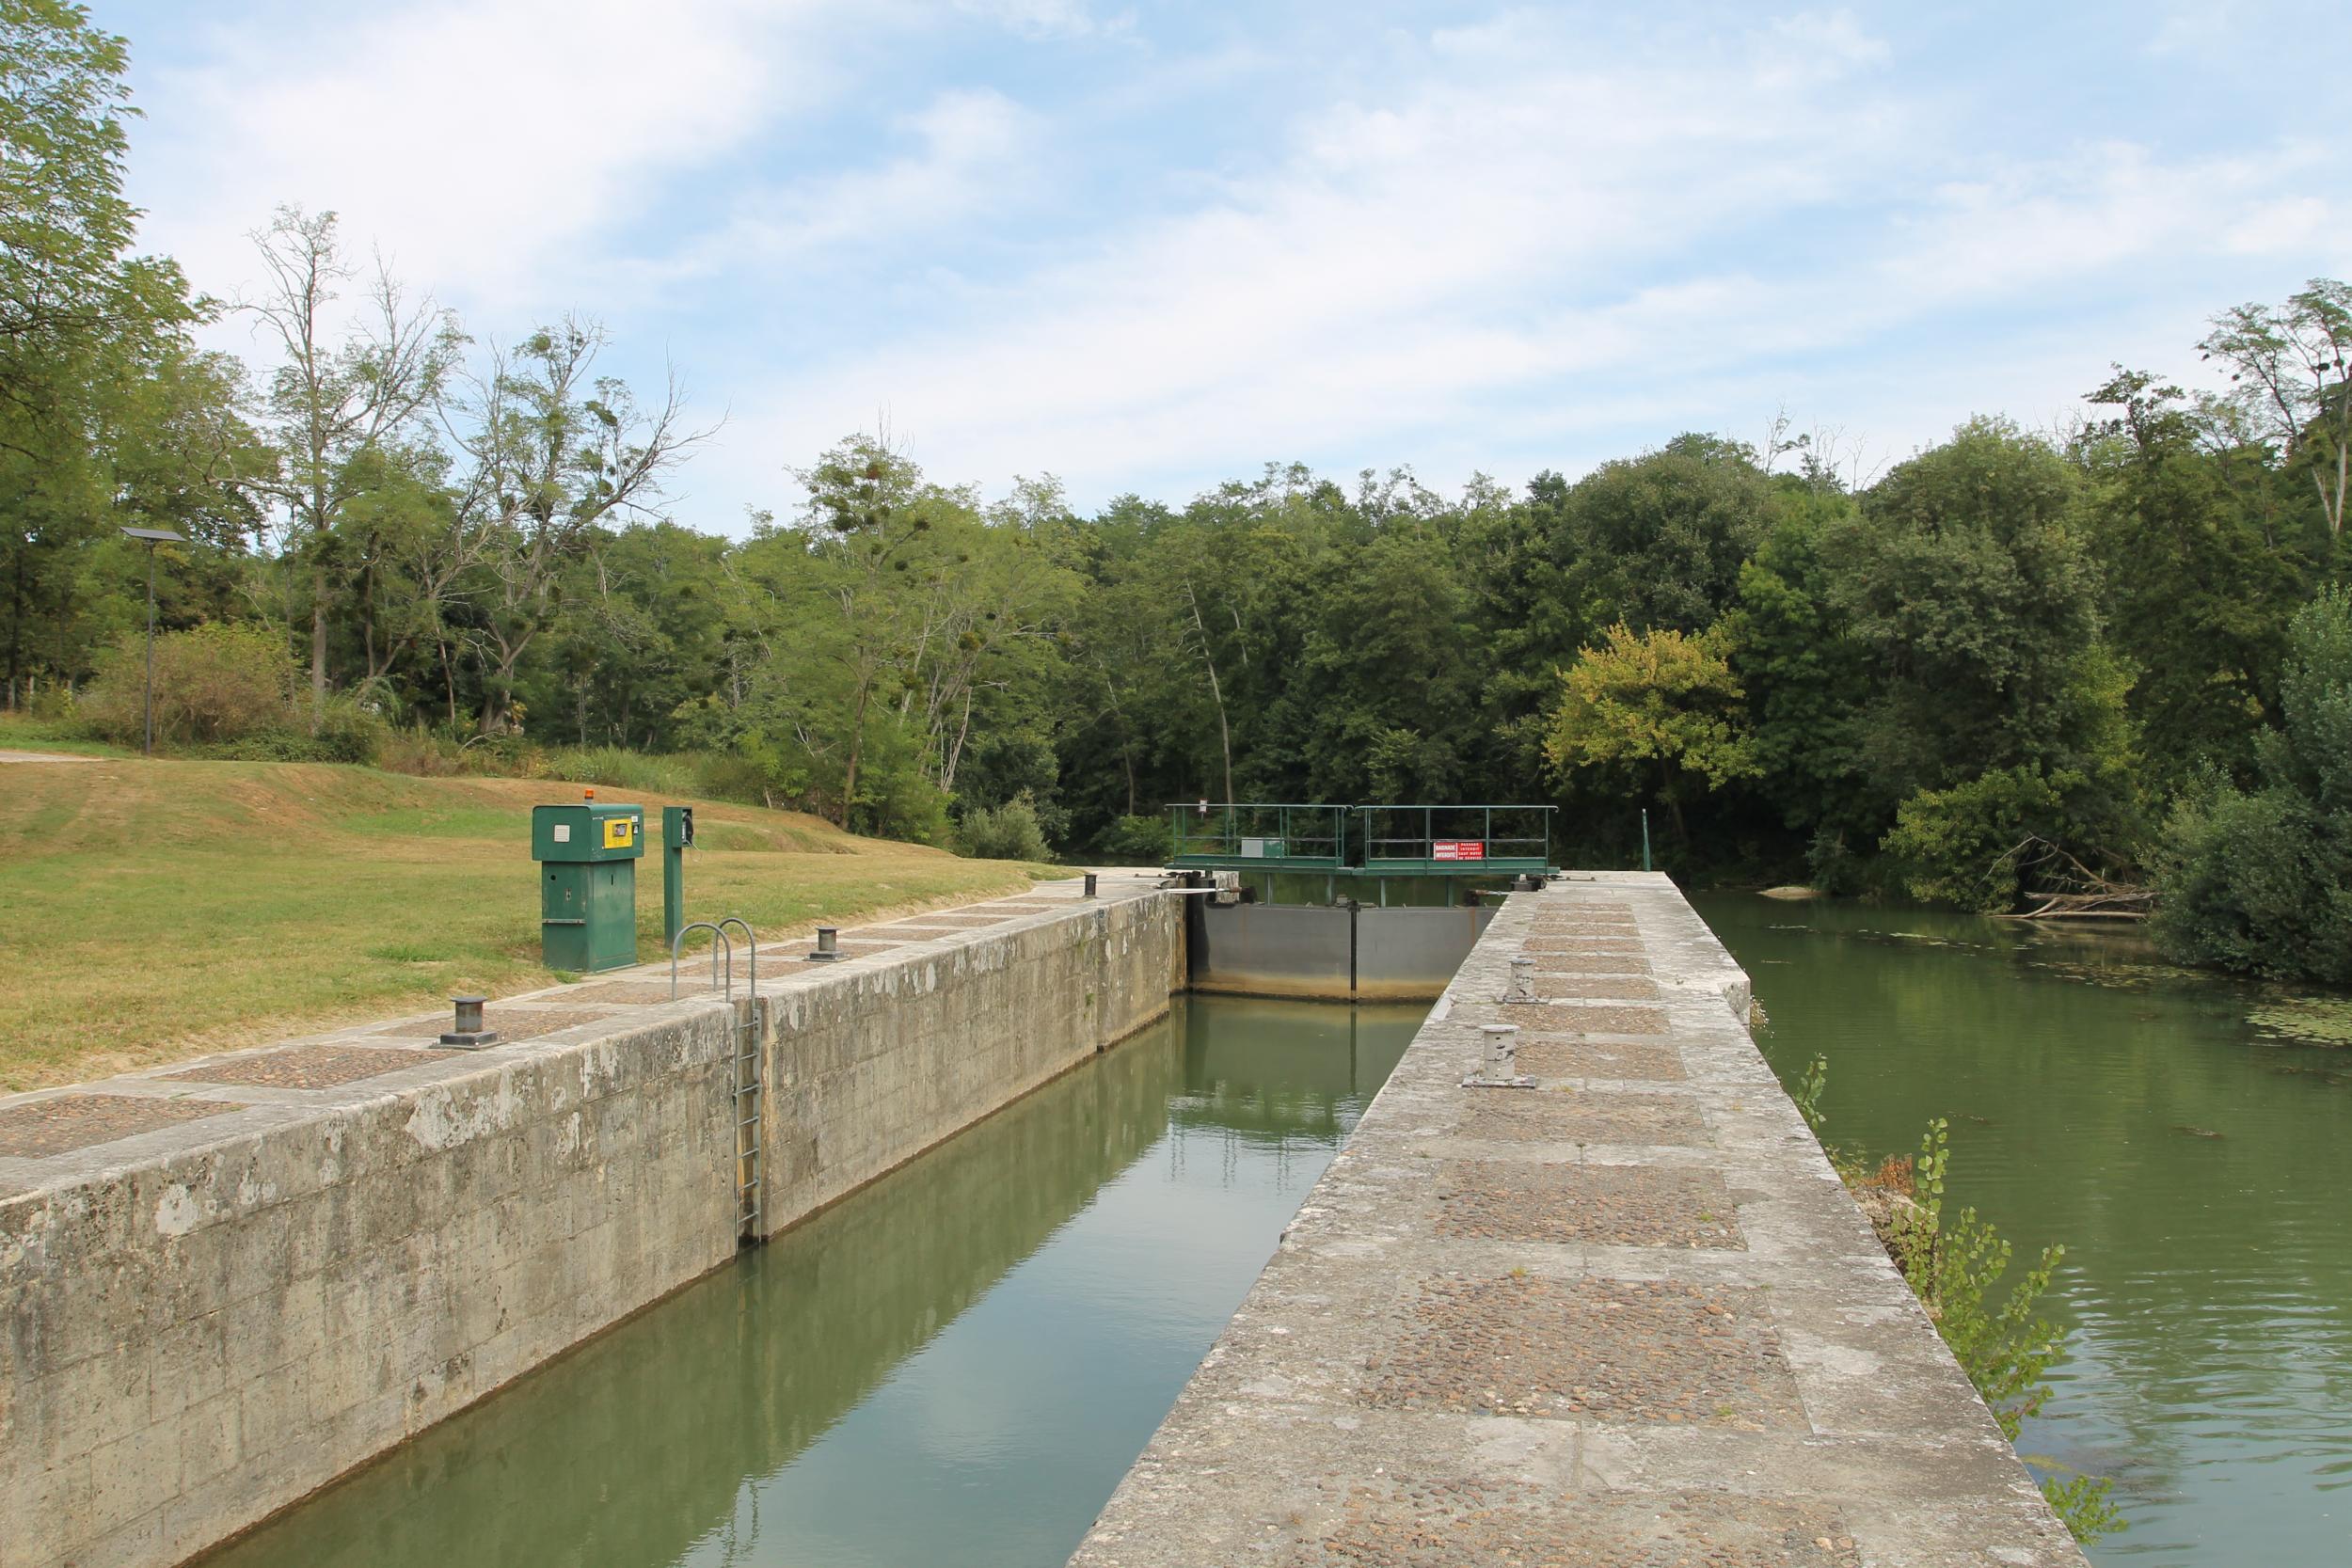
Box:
[661,806,694,949]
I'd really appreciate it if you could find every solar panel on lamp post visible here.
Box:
[119,528,185,757]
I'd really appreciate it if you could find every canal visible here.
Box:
[1698,894,2352,1565]
[199,994,1422,1568]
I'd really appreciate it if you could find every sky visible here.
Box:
[97,0,2352,533]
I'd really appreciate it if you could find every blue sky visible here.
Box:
[97,0,2352,531]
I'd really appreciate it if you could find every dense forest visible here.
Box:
[7,3,2350,978]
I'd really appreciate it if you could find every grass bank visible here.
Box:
[0,748,1054,1091]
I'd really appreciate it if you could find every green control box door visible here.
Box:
[531,800,644,972]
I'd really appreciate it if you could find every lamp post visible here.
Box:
[119,528,184,757]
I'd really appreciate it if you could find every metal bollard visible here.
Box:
[1462,1023,1532,1088]
[1083,872,1099,899]
[439,994,500,1049]
[1504,957,1538,1005]
[806,926,841,963]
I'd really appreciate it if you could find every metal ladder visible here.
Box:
[673,919,764,1246]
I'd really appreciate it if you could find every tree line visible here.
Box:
[8,2,2349,978]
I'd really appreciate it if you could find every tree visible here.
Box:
[2077,368,2306,785]
[448,317,707,733]
[245,206,458,717]
[2152,587,2352,984]
[1832,418,2132,802]
[1723,495,1874,839]
[2199,279,2352,538]
[1542,623,1759,839]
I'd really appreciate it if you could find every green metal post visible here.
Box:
[661,806,692,949]
[1641,808,1652,872]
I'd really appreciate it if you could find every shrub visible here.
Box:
[2153,588,2352,984]
[81,624,295,745]
[955,794,1053,863]
[1882,765,2136,913]
[1098,813,1173,865]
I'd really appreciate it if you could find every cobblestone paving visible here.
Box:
[373,1006,615,1041]
[1524,936,1642,956]
[1362,1274,1806,1429]
[1536,1003,1670,1035]
[1529,954,1652,975]
[1437,1162,1741,1247]
[1461,1090,1708,1146]
[1515,1037,1685,1081]
[1530,917,1637,932]
[1446,1002,1670,1036]
[879,913,1008,929]
[1299,1478,1861,1568]
[556,980,726,1005]
[0,1093,242,1157]
[1539,976,1660,1001]
[163,1044,454,1089]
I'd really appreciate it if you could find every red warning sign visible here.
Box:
[1433,840,1485,862]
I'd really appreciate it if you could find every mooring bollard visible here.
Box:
[1083,872,1099,899]
[1504,957,1538,1005]
[439,994,500,1049]
[1462,1022,1531,1088]
[806,926,841,963]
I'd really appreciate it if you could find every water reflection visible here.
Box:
[1699,895,2352,1565]
[204,996,1420,1568]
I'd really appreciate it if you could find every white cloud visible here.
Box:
[951,0,1133,40]
[689,10,2348,515]
[129,0,843,310]
[639,87,1040,288]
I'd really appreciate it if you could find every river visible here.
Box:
[199,994,1422,1568]
[1697,893,2352,1565]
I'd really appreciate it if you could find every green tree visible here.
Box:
[2077,368,2307,786]
[1542,623,1760,840]
[2152,587,2352,984]
[1833,418,2136,798]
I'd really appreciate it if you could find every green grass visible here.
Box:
[0,754,1055,1091]
[0,713,125,757]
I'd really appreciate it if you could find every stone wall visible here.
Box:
[0,884,1182,1568]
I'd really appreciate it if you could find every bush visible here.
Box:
[1097,813,1173,865]
[81,624,295,745]
[955,794,1053,862]
[1882,765,2135,913]
[2153,588,2352,984]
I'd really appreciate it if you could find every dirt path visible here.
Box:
[0,751,99,763]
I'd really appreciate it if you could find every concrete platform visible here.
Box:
[1068,872,2089,1568]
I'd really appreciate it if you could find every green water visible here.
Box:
[1697,894,2352,1565]
[201,995,1420,1568]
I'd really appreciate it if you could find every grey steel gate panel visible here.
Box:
[1355,906,1490,999]
[1192,903,1354,1000]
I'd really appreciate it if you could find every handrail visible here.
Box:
[671,921,733,1001]
[715,917,757,1004]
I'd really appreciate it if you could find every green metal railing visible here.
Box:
[1167,801,1554,874]
[1168,802,1349,868]
[1358,804,1553,872]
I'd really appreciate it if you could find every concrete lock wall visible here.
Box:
[0,890,1184,1568]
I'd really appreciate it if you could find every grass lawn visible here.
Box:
[0,749,1055,1091]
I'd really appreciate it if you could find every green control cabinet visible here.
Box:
[531,799,644,973]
